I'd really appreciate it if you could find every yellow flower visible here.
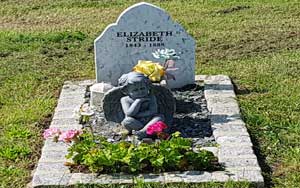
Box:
[133,60,165,82]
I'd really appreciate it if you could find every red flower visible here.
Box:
[146,121,168,135]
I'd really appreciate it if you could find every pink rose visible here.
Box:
[58,129,81,143]
[146,121,168,135]
[43,128,61,139]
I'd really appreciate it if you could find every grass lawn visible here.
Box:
[0,0,299,187]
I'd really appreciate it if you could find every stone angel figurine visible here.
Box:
[103,72,175,139]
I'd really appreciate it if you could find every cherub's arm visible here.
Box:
[135,95,157,118]
[121,97,147,117]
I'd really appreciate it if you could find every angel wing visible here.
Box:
[103,87,125,123]
[151,85,176,126]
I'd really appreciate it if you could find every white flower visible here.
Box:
[152,48,180,60]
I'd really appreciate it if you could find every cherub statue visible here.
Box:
[103,72,175,139]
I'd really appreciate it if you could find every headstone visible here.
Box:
[95,2,196,89]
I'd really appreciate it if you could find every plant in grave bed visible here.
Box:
[61,131,219,174]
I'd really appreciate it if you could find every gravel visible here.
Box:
[81,82,215,147]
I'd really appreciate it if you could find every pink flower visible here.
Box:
[58,129,81,143]
[43,128,61,139]
[146,121,168,135]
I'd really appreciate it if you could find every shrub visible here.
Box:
[66,132,218,174]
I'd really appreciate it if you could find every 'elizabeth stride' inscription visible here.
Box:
[95,2,195,88]
[117,31,173,48]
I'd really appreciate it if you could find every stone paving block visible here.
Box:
[68,173,96,184]
[39,150,68,163]
[204,86,235,94]
[32,173,72,187]
[140,174,165,183]
[50,118,80,127]
[59,91,86,100]
[206,93,236,102]
[56,99,82,110]
[182,171,212,182]
[164,172,184,183]
[216,135,252,146]
[119,174,136,184]
[62,83,86,91]
[52,109,76,119]
[42,140,68,152]
[209,104,240,115]
[206,98,239,109]
[50,121,82,130]
[93,174,125,184]
[211,75,231,81]
[219,154,258,162]
[212,119,245,126]
[35,162,70,174]
[43,139,68,149]
[227,167,262,171]
[78,79,96,86]
[204,75,231,84]
[211,122,247,132]
[60,85,86,92]
[49,124,82,131]
[205,83,233,91]
[213,129,249,139]
[227,169,264,186]
[59,92,86,101]
[58,91,86,99]
[210,114,243,125]
[221,158,260,168]
[211,171,230,181]
[195,75,208,81]
[205,81,233,89]
[219,146,254,158]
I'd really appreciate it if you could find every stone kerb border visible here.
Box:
[30,75,264,187]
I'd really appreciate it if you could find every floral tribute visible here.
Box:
[43,128,82,143]
[133,48,179,82]
[146,121,169,140]
[43,128,61,139]
[146,121,167,135]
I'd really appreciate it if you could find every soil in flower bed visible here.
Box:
[81,81,215,147]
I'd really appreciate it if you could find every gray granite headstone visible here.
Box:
[95,2,196,88]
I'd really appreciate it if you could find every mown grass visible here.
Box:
[0,0,299,187]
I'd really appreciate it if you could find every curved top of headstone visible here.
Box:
[116,2,166,24]
[95,2,196,88]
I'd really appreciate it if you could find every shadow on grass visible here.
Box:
[232,82,273,187]
[249,134,273,188]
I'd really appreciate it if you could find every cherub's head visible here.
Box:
[118,72,151,99]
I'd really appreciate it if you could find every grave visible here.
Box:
[30,2,264,187]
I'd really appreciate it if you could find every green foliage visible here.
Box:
[0,166,27,187]
[0,144,31,161]
[2,31,86,43]
[67,132,217,174]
